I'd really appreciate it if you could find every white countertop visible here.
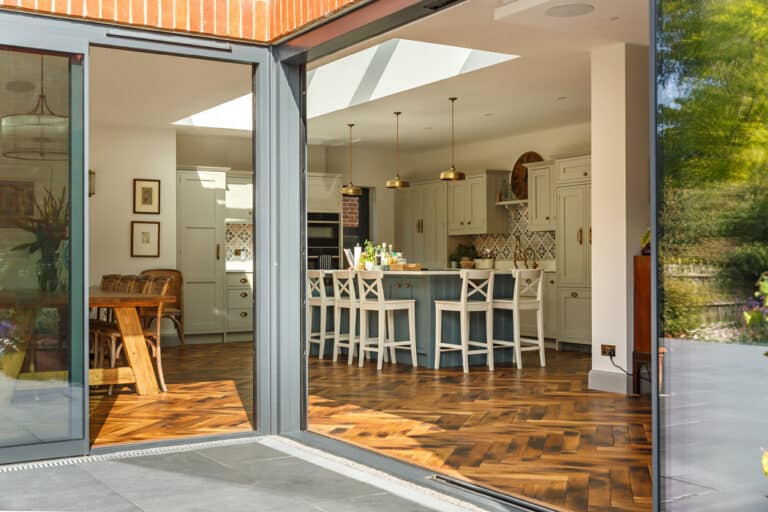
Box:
[383,268,546,276]
[226,262,253,272]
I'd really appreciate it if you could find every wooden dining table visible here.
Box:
[0,288,174,398]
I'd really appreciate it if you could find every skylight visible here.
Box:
[173,39,518,130]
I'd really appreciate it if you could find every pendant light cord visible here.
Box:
[449,97,457,169]
[394,112,401,178]
[347,123,354,184]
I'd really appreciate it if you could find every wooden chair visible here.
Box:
[492,269,546,369]
[434,270,495,373]
[139,269,184,345]
[306,270,334,359]
[331,270,358,364]
[356,270,417,371]
[138,276,172,392]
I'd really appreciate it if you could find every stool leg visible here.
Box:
[359,309,367,368]
[387,310,396,364]
[486,308,494,372]
[434,307,442,370]
[306,304,313,358]
[318,305,327,360]
[377,310,386,371]
[513,308,522,369]
[460,310,469,373]
[537,306,546,367]
[348,307,357,365]
[408,304,417,368]
[333,306,341,362]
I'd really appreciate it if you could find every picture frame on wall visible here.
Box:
[133,179,160,214]
[131,221,160,257]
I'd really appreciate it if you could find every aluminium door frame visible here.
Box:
[0,9,276,462]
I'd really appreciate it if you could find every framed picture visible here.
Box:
[131,221,160,257]
[133,179,161,214]
[0,180,34,228]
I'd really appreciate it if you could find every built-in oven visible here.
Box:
[307,212,341,269]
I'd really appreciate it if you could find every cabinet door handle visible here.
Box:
[467,220,471,225]
[460,221,464,225]
[583,171,588,176]
[525,278,532,284]
[571,291,579,298]
[545,216,550,220]
[549,280,555,284]
[216,243,221,260]
[240,291,248,298]
[240,311,248,318]
[577,228,583,245]
[589,226,592,244]
[394,283,401,288]
[404,283,411,288]
[240,277,248,284]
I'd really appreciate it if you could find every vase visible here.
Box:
[36,259,58,294]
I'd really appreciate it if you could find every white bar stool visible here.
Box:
[306,270,334,359]
[492,269,546,369]
[434,270,495,373]
[331,270,359,364]
[356,270,418,371]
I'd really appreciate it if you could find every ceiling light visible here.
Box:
[545,3,595,17]
[439,97,465,182]
[340,123,363,197]
[386,112,409,190]
[1,55,68,161]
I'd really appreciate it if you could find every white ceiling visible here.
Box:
[307,0,649,149]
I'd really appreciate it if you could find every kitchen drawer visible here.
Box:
[227,288,253,309]
[227,308,253,331]
[227,272,254,288]
[555,155,591,184]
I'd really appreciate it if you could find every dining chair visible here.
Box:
[138,276,172,392]
[356,270,417,371]
[306,270,334,359]
[331,270,358,364]
[492,269,545,369]
[139,269,184,346]
[434,270,495,373]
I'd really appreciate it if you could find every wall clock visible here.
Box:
[510,151,543,200]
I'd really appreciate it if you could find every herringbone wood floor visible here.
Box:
[308,349,652,512]
[89,342,254,446]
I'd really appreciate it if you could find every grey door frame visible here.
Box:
[0,9,278,463]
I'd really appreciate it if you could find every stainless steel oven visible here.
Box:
[307,212,341,269]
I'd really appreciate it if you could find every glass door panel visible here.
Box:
[0,46,85,460]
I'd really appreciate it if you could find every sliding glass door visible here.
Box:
[0,45,86,462]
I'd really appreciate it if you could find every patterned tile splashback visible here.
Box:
[225,224,253,261]
[474,206,556,260]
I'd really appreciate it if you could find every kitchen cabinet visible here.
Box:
[226,272,254,336]
[556,184,591,287]
[555,155,591,185]
[308,173,342,213]
[558,287,591,345]
[526,161,555,231]
[395,181,449,269]
[447,170,508,236]
[177,169,226,334]
[518,271,558,339]
[225,172,253,223]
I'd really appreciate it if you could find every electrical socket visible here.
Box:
[601,344,616,357]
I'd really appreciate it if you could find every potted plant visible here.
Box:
[640,227,651,255]
[12,186,70,294]
[451,244,477,269]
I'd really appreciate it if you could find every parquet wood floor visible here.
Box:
[89,342,254,446]
[307,349,652,512]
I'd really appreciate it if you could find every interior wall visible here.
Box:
[176,133,252,170]
[89,123,177,285]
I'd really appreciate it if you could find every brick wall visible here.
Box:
[342,195,359,228]
[0,0,359,43]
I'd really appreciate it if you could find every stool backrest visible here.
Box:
[101,274,121,291]
[356,270,385,306]
[459,270,494,304]
[307,270,327,299]
[514,269,544,302]
[332,270,356,302]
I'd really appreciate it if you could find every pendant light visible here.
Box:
[1,55,68,161]
[340,123,363,196]
[385,112,409,189]
[439,97,465,181]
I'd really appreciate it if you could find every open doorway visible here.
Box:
[304,1,652,510]
[87,47,255,446]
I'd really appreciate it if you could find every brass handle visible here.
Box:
[589,226,592,244]
[583,171,588,176]
[460,221,464,225]
[404,283,411,288]
[545,216,550,220]
[216,243,221,260]
[395,283,401,288]
[525,278,532,284]
[571,291,578,298]
[577,228,583,245]
[240,291,248,298]
[240,311,248,317]
[467,220,471,225]
[550,280,555,284]
[240,278,248,284]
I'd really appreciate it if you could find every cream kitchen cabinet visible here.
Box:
[556,184,591,287]
[447,170,508,235]
[225,271,254,336]
[555,155,591,185]
[518,271,558,339]
[307,173,342,213]
[526,161,555,231]
[395,181,449,269]
[557,287,591,345]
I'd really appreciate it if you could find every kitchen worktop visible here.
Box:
[226,262,253,272]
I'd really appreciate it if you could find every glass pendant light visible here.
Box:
[1,55,68,161]
[340,123,363,196]
[386,112,409,189]
[439,97,465,181]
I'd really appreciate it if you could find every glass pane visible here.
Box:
[657,1,768,509]
[0,48,84,449]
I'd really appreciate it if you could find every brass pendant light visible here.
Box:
[385,112,409,189]
[340,123,363,196]
[439,97,465,181]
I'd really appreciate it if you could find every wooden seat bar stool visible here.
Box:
[331,270,359,364]
[356,270,417,371]
[306,270,334,359]
[434,270,495,373]
[492,269,546,369]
